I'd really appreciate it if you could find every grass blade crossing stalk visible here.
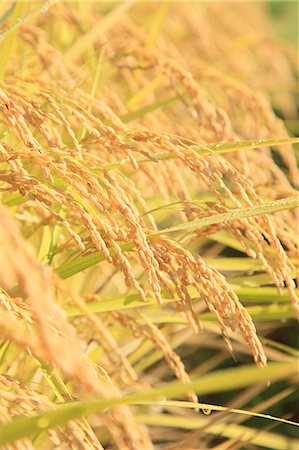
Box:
[56,196,299,278]
[0,362,297,446]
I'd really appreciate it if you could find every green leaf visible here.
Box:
[0,2,16,26]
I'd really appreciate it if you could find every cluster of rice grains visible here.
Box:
[0,2,298,449]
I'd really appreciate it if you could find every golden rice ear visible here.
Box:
[0,1,298,448]
[150,237,268,367]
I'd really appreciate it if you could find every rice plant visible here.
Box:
[0,1,298,449]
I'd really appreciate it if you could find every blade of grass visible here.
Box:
[64,288,296,317]
[0,1,25,78]
[63,0,134,64]
[78,46,107,142]
[47,206,66,265]
[146,1,170,48]
[126,75,164,109]
[0,0,54,41]
[154,196,299,236]
[134,304,296,323]
[260,338,299,357]
[95,137,299,172]
[0,2,16,26]
[135,413,298,450]
[122,95,178,122]
[134,399,299,427]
